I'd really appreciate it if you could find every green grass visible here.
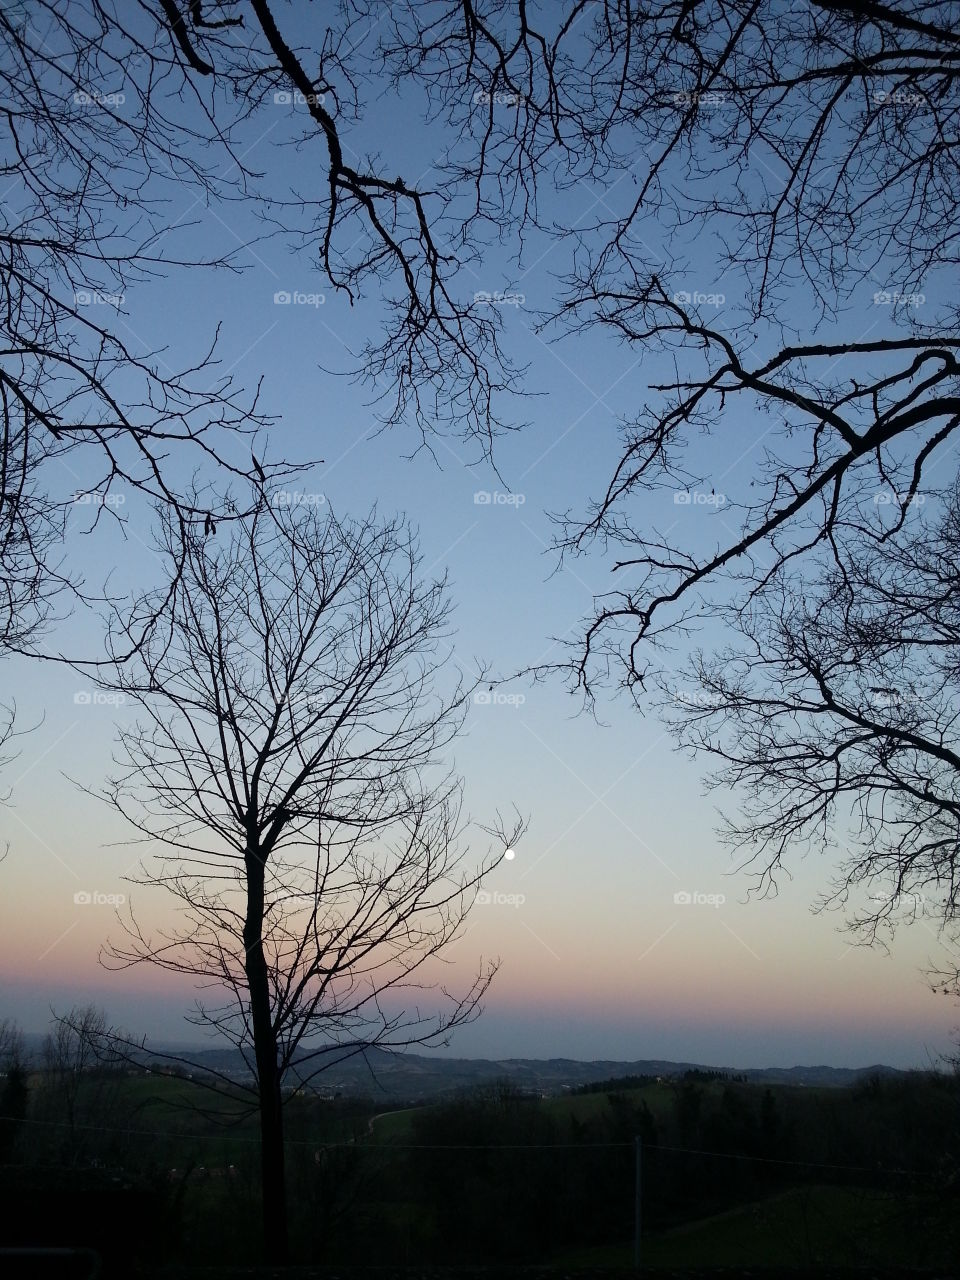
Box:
[364,1078,825,1143]
[543,1082,674,1124]
[557,1185,959,1269]
[363,1085,668,1141]
[367,1106,420,1141]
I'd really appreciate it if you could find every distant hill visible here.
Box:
[15,1029,909,1097]
[126,1042,908,1099]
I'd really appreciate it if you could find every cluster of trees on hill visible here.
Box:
[1,1015,958,1267]
[572,1073,658,1094]
[403,1076,960,1264]
[571,1068,748,1095]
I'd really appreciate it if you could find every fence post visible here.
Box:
[634,1135,642,1271]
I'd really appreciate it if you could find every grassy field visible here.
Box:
[542,1081,673,1123]
[20,1071,958,1271]
[366,1080,679,1140]
[557,1184,959,1269]
[364,1078,842,1145]
[367,1106,421,1141]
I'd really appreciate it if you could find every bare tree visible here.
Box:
[1,0,529,662]
[92,495,522,1261]
[0,1016,27,1159]
[341,2,960,689]
[39,1003,125,1162]
[0,2,283,656]
[0,699,43,862]
[662,478,960,988]
[12,3,958,673]
[170,0,521,447]
[343,3,960,969]
[0,1016,25,1070]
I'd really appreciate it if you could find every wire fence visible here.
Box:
[2,1092,957,1270]
[0,1111,944,1177]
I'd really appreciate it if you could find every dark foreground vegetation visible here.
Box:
[1,1058,958,1274]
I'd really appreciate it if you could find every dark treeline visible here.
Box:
[1,1051,958,1270]
[572,1073,658,1094]
[572,1068,748,1094]
[402,1074,959,1263]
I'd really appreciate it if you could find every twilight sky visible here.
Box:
[1,5,957,1070]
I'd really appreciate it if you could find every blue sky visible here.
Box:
[2,9,958,1068]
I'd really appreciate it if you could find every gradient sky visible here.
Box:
[2,6,958,1070]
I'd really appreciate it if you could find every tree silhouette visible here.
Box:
[0,0,524,662]
[663,477,960,991]
[339,2,960,688]
[93,494,522,1260]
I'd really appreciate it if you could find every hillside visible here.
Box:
[124,1042,907,1099]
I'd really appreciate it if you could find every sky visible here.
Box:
[1,5,958,1071]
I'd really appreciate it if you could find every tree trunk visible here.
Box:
[244,846,288,1263]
